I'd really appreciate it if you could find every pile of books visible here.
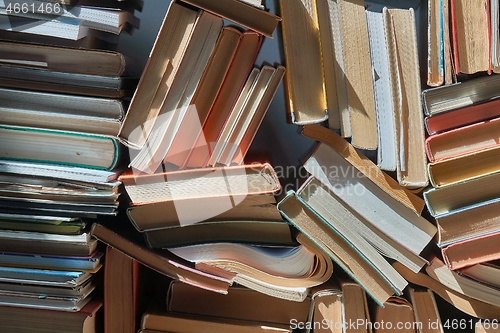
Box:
[0,4,138,331]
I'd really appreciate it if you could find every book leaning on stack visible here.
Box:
[0,2,140,331]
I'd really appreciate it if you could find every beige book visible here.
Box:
[279,0,328,124]
[311,287,343,333]
[119,2,198,148]
[385,8,428,188]
[452,0,490,75]
[442,0,455,84]
[338,0,377,150]
[315,0,341,131]
[408,288,444,333]
[428,145,500,188]
[341,281,372,333]
[374,296,416,333]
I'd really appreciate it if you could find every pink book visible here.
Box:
[425,116,500,162]
[425,98,500,135]
[442,231,500,270]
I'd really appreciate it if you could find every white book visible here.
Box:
[303,143,436,257]
[366,10,398,171]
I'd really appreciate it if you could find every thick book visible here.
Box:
[408,287,445,333]
[340,280,372,333]
[119,2,199,148]
[441,232,500,270]
[298,176,426,273]
[309,284,343,333]
[168,233,333,302]
[435,198,500,246]
[366,9,398,171]
[127,193,283,231]
[128,11,223,173]
[167,281,311,328]
[0,87,124,136]
[425,116,500,163]
[179,0,281,38]
[302,141,436,258]
[120,163,281,205]
[0,124,122,171]
[279,0,327,125]
[144,220,295,248]
[425,98,500,135]
[90,223,231,294]
[385,7,428,188]
[423,172,500,217]
[460,261,500,289]
[0,230,97,257]
[393,261,500,320]
[0,298,102,333]
[422,75,500,117]
[373,296,417,333]
[0,39,126,76]
[104,246,142,333]
[278,191,399,306]
[338,0,377,150]
[428,145,500,188]
[451,0,491,74]
[293,181,409,296]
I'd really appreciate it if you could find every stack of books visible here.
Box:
[0,3,138,331]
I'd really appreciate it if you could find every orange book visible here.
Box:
[183,31,262,168]
[425,116,500,162]
[442,231,500,270]
[425,98,500,135]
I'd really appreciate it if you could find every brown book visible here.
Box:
[441,232,500,271]
[163,27,242,167]
[373,296,416,333]
[0,299,102,333]
[119,2,199,148]
[183,31,262,168]
[385,8,428,188]
[179,0,281,38]
[341,280,372,333]
[119,163,281,206]
[0,40,125,76]
[140,307,292,333]
[279,0,327,125]
[436,199,500,246]
[104,246,141,333]
[408,287,444,333]
[310,284,343,333]
[427,0,444,87]
[144,220,295,248]
[451,0,491,74]
[90,223,232,294]
[167,281,310,328]
[338,0,377,150]
[126,193,282,231]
